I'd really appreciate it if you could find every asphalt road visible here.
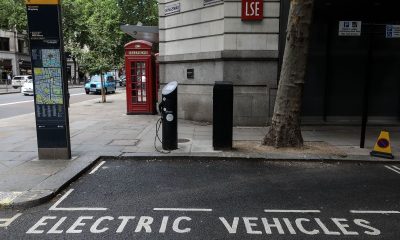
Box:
[0,87,123,119]
[1,160,400,239]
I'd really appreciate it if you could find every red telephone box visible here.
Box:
[155,53,160,98]
[124,40,157,114]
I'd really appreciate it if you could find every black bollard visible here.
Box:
[213,81,233,150]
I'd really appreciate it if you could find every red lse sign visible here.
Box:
[241,0,263,21]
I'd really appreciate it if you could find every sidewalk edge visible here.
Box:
[4,156,101,210]
[111,152,399,163]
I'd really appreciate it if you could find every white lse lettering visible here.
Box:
[245,2,260,17]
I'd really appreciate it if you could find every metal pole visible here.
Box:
[323,21,332,122]
[14,26,20,76]
[360,23,374,148]
[101,74,106,103]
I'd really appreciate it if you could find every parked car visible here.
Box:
[12,75,32,89]
[118,75,126,86]
[21,79,34,96]
[84,75,116,94]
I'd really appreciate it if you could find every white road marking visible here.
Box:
[0,100,33,106]
[70,93,85,96]
[0,93,86,107]
[350,210,400,214]
[89,161,106,175]
[153,208,213,212]
[0,213,22,228]
[264,209,321,213]
[385,165,400,175]
[49,189,107,211]
[391,165,400,171]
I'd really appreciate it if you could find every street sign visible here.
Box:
[385,25,400,38]
[241,0,263,21]
[26,1,71,159]
[338,21,362,36]
[165,2,180,16]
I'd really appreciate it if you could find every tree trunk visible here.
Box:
[101,74,106,103]
[73,57,77,84]
[77,67,81,84]
[263,0,314,148]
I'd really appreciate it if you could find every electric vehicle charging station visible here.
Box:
[159,81,178,150]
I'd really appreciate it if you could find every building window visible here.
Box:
[18,39,26,53]
[0,37,10,51]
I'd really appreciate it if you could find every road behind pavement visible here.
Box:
[1,160,399,239]
[0,87,124,119]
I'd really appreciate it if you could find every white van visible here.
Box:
[12,75,32,89]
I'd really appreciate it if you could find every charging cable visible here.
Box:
[154,118,171,154]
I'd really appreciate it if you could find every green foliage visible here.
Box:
[0,0,27,30]
[62,0,90,48]
[78,0,159,75]
[0,0,159,75]
[62,0,91,75]
[80,0,124,74]
[118,0,158,26]
[117,0,158,56]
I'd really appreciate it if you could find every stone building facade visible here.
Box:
[158,0,280,126]
[0,29,31,80]
[158,0,400,126]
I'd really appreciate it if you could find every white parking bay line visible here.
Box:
[49,189,107,211]
[153,208,213,212]
[0,213,22,228]
[89,161,106,175]
[391,165,400,171]
[385,165,400,175]
[70,93,85,96]
[264,209,321,213]
[350,210,400,214]
[0,100,33,107]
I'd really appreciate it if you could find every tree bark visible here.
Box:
[73,57,77,84]
[263,0,314,148]
[101,74,106,103]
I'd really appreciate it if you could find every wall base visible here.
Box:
[38,148,71,160]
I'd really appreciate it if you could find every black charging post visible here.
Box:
[160,81,178,150]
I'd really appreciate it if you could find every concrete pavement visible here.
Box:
[0,90,399,208]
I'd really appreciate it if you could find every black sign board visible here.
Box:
[187,68,194,79]
[26,3,71,159]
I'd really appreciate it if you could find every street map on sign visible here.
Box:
[41,49,61,67]
[34,68,63,105]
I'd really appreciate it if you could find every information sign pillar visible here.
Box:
[26,0,71,159]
